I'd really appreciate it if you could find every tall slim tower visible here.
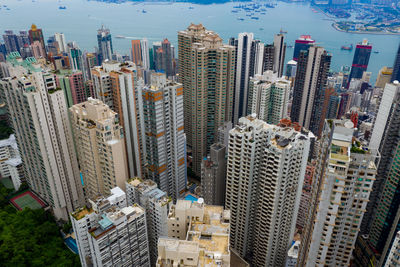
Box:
[348,39,372,86]
[0,53,84,220]
[391,43,400,83]
[54,33,67,53]
[97,25,113,63]
[290,45,331,137]
[28,24,46,57]
[91,61,146,178]
[142,73,187,200]
[225,115,311,267]
[178,23,235,176]
[293,35,315,61]
[70,98,129,199]
[140,38,150,70]
[297,119,377,267]
[131,40,142,66]
[273,33,286,77]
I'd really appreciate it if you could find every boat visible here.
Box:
[189,6,194,9]
[251,17,259,20]
[246,13,252,17]
[142,9,147,13]
[287,45,293,48]
[237,17,244,21]
[115,35,125,39]
[59,6,66,9]
[259,28,264,31]
[261,12,266,15]
[373,51,379,54]
[341,44,353,51]
[231,10,238,13]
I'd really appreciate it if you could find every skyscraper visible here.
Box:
[131,39,142,66]
[201,143,227,206]
[297,119,377,266]
[178,23,235,176]
[247,71,290,125]
[91,61,146,178]
[142,73,186,199]
[71,187,150,267]
[391,43,400,83]
[376,66,393,88]
[348,39,372,86]
[273,33,286,77]
[97,25,113,63]
[125,178,171,266]
[225,115,311,267]
[70,98,129,199]
[56,70,88,107]
[230,33,265,125]
[28,24,46,57]
[290,45,331,137]
[3,30,20,54]
[54,32,67,53]
[384,231,400,267]
[154,38,175,77]
[0,52,84,220]
[140,38,150,70]
[293,35,315,61]
[298,120,376,266]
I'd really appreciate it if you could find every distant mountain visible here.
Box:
[90,0,252,4]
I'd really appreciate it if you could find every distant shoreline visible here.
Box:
[331,22,400,36]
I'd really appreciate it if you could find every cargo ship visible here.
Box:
[341,44,353,51]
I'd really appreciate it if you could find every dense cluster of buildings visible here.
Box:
[1,21,400,267]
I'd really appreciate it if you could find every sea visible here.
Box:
[0,0,399,82]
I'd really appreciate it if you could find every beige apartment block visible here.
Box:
[70,98,128,199]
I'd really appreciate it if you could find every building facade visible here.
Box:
[201,143,227,206]
[70,98,129,199]
[0,52,84,220]
[247,71,290,125]
[142,73,186,199]
[125,178,171,266]
[225,115,311,267]
[178,23,235,176]
[348,39,372,86]
[297,119,377,267]
[0,134,23,190]
[97,25,113,63]
[290,45,331,137]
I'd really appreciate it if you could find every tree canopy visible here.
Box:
[0,184,80,266]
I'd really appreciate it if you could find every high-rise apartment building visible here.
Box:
[157,199,231,266]
[56,70,88,107]
[0,52,84,220]
[125,178,171,266]
[391,43,400,83]
[30,40,46,59]
[54,32,67,53]
[297,119,377,267]
[225,115,311,267]
[201,143,227,206]
[154,38,175,77]
[376,66,393,88]
[273,33,286,77]
[348,39,372,86]
[97,25,113,63]
[70,98,129,199]
[247,71,290,125]
[91,61,146,178]
[3,30,21,54]
[142,73,186,199]
[28,24,46,56]
[0,135,23,190]
[290,45,331,137]
[71,187,150,267]
[230,33,266,125]
[178,23,235,176]
[140,38,150,70]
[384,231,400,267]
[131,40,142,66]
[293,35,315,61]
